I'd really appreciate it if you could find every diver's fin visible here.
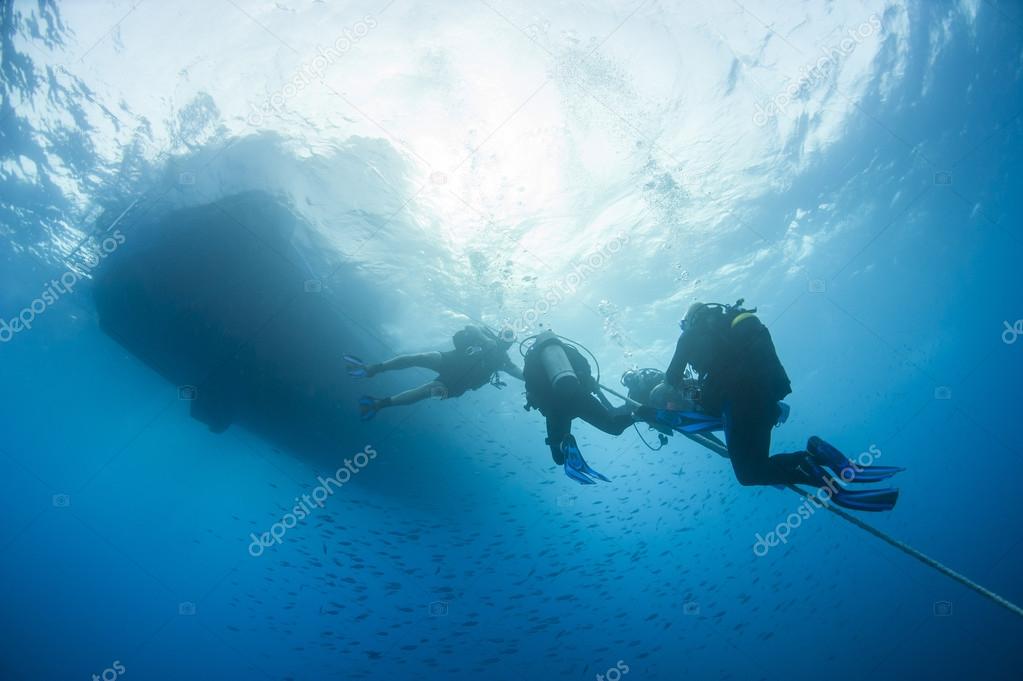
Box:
[796,455,899,512]
[358,395,381,421]
[344,354,371,378]
[656,409,723,433]
[572,453,610,483]
[561,435,609,484]
[676,411,720,421]
[564,462,597,485]
[829,487,900,512]
[808,436,905,484]
[848,466,906,484]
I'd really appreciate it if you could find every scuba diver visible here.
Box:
[620,368,667,405]
[662,300,904,512]
[619,368,727,451]
[345,325,523,420]
[522,331,639,485]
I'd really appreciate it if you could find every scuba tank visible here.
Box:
[529,330,581,400]
[685,298,791,407]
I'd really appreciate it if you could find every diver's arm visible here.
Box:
[594,387,615,411]
[502,356,525,382]
[664,334,690,387]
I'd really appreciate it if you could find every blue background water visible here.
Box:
[1,1,1021,679]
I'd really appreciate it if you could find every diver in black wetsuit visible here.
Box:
[663,300,903,511]
[523,331,636,484]
[620,368,665,406]
[346,325,523,419]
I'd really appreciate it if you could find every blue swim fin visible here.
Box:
[358,395,381,421]
[808,436,905,484]
[829,487,900,512]
[561,435,610,484]
[798,456,900,512]
[564,462,597,485]
[344,354,371,378]
[654,409,723,433]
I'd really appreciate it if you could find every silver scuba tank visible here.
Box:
[533,330,581,399]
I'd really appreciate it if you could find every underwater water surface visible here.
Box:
[1,0,1022,679]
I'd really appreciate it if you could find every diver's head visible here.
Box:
[621,369,639,389]
[682,302,706,327]
[495,326,517,352]
[680,302,717,334]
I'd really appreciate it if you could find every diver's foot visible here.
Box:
[344,354,375,378]
[358,395,385,421]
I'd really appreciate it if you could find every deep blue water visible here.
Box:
[1,1,1021,679]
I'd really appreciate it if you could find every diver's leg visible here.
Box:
[359,380,444,420]
[725,398,812,486]
[369,352,444,376]
[576,394,635,436]
[387,380,445,407]
[545,413,572,464]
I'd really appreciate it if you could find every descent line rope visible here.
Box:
[599,383,1023,620]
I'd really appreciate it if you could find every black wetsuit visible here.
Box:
[626,369,665,405]
[435,347,515,398]
[524,343,634,464]
[666,313,812,486]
